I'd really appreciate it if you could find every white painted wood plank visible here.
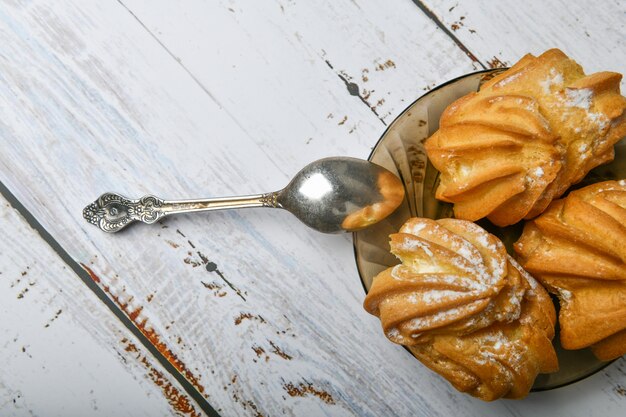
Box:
[0,0,624,416]
[0,196,205,417]
[125,1,626,415]
[0,1,491,415]
[116,0,481,170]
[421,0,626,88]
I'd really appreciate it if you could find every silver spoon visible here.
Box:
[83,157,405,234]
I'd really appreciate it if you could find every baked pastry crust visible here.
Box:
[364,218,557,400]
[425,49,626,226]
[515,180,626,361]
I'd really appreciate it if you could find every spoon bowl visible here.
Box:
[278,157,405,233]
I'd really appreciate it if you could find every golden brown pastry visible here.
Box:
[364,218,558,400]
[515,180,626,361]
[425,49,626,226]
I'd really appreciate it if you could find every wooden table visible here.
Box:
[1,1,624,416]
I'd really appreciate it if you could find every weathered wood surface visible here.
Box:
[0,194,202,417]
[0,0,624,416]
[420,0,625,72]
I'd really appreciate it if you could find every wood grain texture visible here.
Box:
[0,195,204,416]
[0,1,484,416]
[0,0,624,416]
[420,0,626,88]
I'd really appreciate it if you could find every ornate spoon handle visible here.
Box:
[83,191,280,233]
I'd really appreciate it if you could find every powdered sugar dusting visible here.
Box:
[447,222,505,286]
[398,238,434,257]
[406,306,465,330]
[385,328,401,342]
[578,142,590,160]
[475,330,526,374]
[421,290,467,304]
[404,222,427,235]
[587,112,609,130]
[456,243,479,264]
[558,86,610,131]
[380,221,538,367]
[495,72,522,88]
[406,293,419,304]
[508,255,539,291]
[539,68,563,94]
[475,233,490,248]
[389,266,485,292]
[565,88,593,110]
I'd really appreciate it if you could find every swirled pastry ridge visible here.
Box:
[425,49,626,226]
[364,218,557,400]
[515,180,626,361]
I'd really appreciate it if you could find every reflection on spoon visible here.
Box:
[341,171,405,231]
[298,173,334,200]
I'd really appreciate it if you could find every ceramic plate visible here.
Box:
[353,69,625,390]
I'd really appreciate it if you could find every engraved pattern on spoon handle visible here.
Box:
[259,191,280,208]
[83,192,167,233]
[83,191,281,233]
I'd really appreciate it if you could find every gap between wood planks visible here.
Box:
[0,2,491,416]
[0,180,220,417]
[117,0,486,131]
[410,0,487,70]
